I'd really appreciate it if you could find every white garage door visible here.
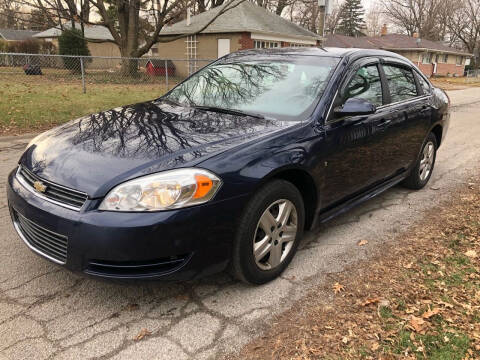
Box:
[217,39,231,58]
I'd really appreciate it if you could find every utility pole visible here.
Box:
[318,0,331,38]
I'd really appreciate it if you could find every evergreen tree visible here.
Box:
[58,28,91,74]
[337,0,366,37]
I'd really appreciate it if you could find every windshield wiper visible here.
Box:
[192,105,269,120]
[162,97,181,106]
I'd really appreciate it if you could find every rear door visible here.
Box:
[377,62,432,177]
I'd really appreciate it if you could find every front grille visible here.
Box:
[85,255,191,278]
[17,166,88,210]
[13,210,68,264]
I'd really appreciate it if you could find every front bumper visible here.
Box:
[7,169,248,280]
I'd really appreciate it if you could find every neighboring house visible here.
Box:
[325,30,472,77]
[0,29,39,42]
[34,23,120,68]
[153,1,322,76]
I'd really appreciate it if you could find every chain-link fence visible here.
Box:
[466,69,480,78]
[0,52,214,93]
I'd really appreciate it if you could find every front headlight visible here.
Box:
[99,168,221,212]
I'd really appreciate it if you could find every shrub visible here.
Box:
[0,40,8,52]
[40,41,57,54]
[58,28,91,73]
[14,39,41,54]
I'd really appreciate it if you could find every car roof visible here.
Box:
[225,46,409,62]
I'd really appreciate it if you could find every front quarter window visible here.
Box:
[164,56,339,121]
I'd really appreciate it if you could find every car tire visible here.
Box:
[402,133,437,190]
[231,180,305,285]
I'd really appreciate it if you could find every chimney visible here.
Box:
[381,24,388,36]
[186,8,191,26]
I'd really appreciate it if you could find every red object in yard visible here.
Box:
[146,59,175,76]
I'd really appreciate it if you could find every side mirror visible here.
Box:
[334,98,377,117]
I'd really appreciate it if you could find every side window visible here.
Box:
[416,73,431,95]
[383,65,418,103]
[343,65,383,106]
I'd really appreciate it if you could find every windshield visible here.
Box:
[164,55,340,121]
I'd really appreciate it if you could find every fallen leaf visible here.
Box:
[333,282,345,294]
[465,250,477,258]
[362,298,380,306]
[430,186,440,190]
[357,239,369,246]
[134,328,151,341]
[404,262,414,269]
[422,307,441,319]
[371,342,380,351]
[436,301,454,309]
[409,316,426,333]
[342,336,349,344]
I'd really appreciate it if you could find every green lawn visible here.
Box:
[0,79,170,135]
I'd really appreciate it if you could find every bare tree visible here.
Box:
[0,0,25,28]
[10,0,246,74]
[287,0,341,34]
[365,2,384,36]
[447,0,480,64]
[325,0,342,34]
[380,0,449,40]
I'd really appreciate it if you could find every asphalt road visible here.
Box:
[1,88,479,360]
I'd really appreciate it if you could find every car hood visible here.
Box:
[20,100,296,198]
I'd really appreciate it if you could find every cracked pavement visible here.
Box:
[1,88,479,360]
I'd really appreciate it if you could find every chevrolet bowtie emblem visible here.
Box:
[33,180,47,193]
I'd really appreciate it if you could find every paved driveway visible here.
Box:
[1,88,479,360]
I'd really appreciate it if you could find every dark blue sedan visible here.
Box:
[7,47,450,284]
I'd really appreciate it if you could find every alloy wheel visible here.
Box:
[253,199,298,270]
[419,141,435,181]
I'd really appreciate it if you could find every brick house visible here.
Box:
[325,32,472,77]
[153,1,322,77]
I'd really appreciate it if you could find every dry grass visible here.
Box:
[234,179,480,360]
[0,79,169,135]
[431,77,480,90]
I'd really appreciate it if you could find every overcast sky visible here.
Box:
[362,0,374,9]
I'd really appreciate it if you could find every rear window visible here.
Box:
[383,65,418,103]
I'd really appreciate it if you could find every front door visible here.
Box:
[321,61,391,207]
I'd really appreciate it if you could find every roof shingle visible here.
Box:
[34,23,114,41]
[0,29,40,41]
[160,1,321,41]
[325,33,471,56]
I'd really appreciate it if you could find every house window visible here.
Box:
[422,52,432,64]
[254,40,279,49]
[151,47,158,55]
[290,43,310,48]
[437,54,448,63]
[456,56,464,65]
